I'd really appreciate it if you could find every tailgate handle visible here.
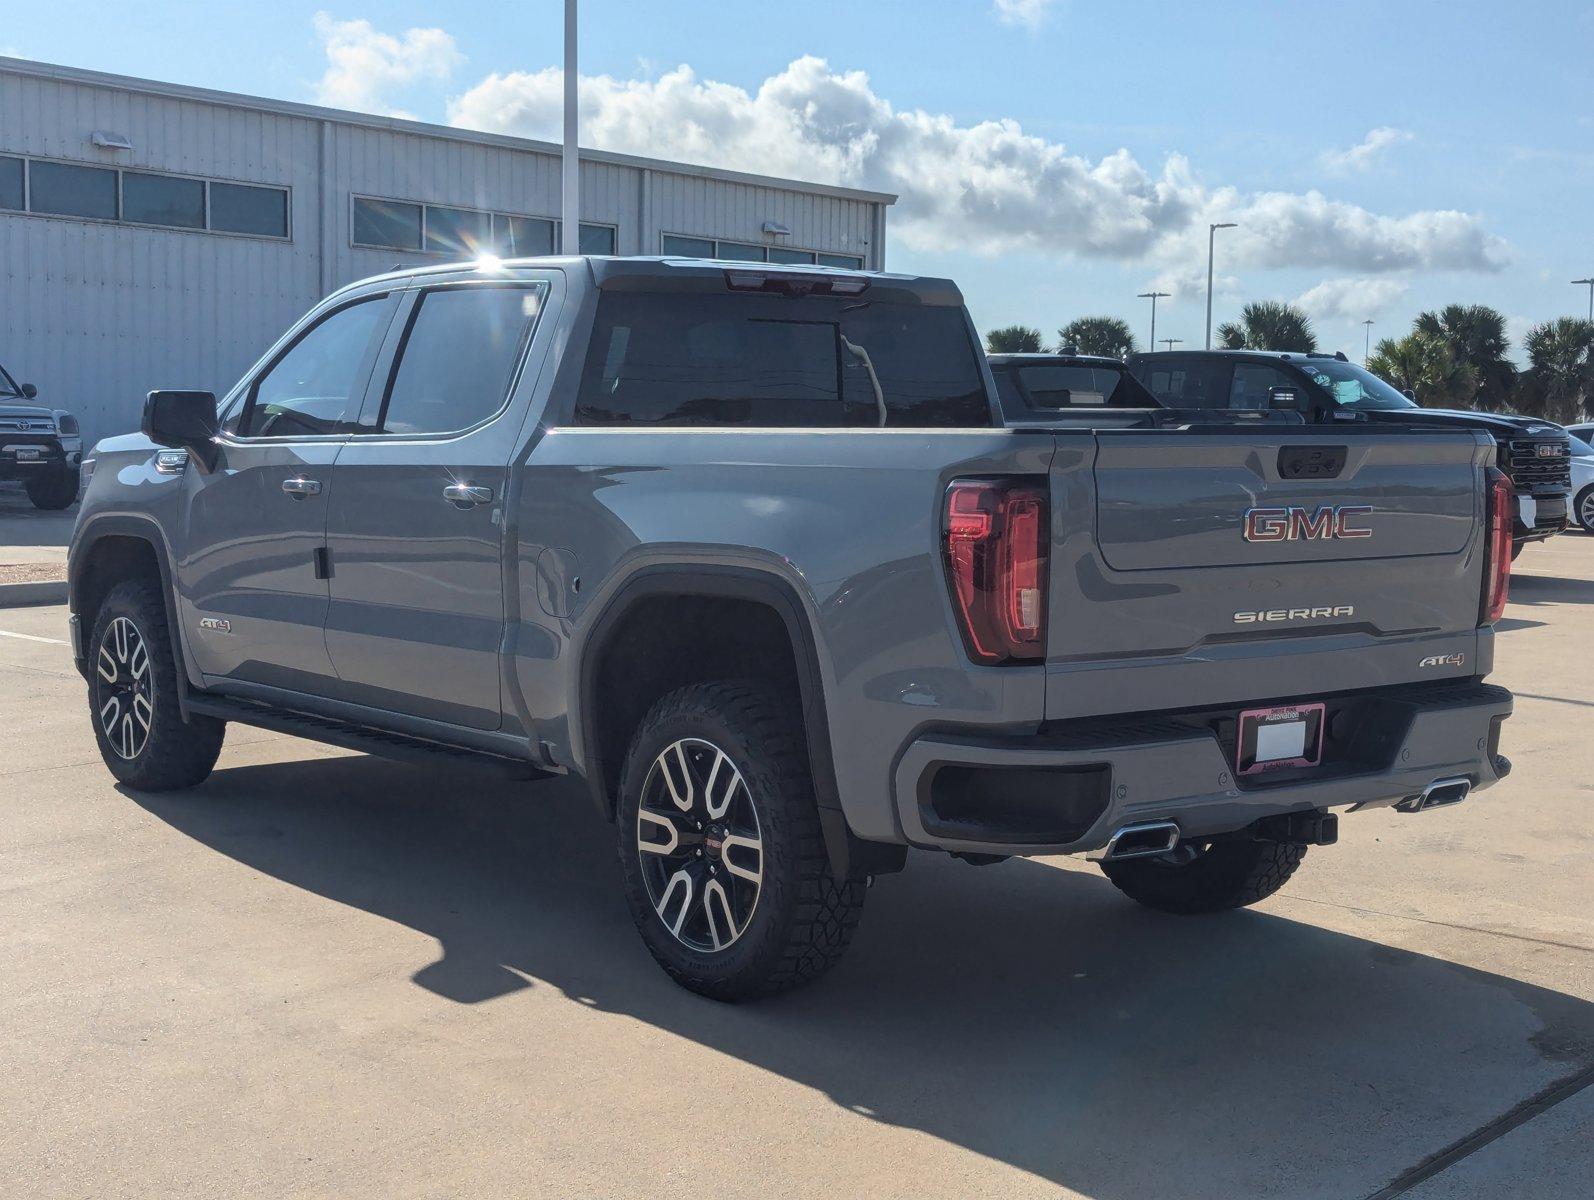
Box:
[1278,445,1347,480]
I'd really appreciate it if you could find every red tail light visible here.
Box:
[1481,467,1512,625]
[943,479,1048,664]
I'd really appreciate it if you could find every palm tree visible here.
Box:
[1413,304,1516,410]
[1057,316,1135,359]
[1366,332,1478,408]
[985,325,1045,354]
[1216,301,1318,352]
[1517,317,1594,423]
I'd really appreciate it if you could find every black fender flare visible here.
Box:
[69,513,195,713]
[573,562,903,880]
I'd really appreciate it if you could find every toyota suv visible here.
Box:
[1,359,82,509]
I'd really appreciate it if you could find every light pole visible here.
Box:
[561,0,580,255]
[1574,278,1594,323]
[1137,291,1170,353]
[1205,222,1237,349]
[1161,337,1183,352]
[1362,319,1374,364]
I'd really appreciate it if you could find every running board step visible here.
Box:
[184,696,549,780]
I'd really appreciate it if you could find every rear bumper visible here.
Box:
[892,680,1512,857]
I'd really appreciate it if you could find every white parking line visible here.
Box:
[0,629,68,645]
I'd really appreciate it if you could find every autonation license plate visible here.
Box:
[1236,702,1325,776]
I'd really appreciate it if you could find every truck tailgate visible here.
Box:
[1045,428,1495,721]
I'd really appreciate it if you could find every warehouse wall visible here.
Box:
[0,61,888,447]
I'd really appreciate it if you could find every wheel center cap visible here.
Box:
[703,828,726,857]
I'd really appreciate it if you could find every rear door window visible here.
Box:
[376,285,546,435]
[574,291,990,427]
[1140,358,1232,408]
[1229,363,1301,411]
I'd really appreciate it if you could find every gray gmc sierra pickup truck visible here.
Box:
[69,256,1515,999]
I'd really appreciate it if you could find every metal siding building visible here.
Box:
[0,58,894,445]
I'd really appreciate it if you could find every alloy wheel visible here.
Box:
[635,737,764,952]
[1580,489,1594,532]
[96,616,154,760]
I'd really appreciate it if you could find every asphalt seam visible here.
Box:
[1362,1064,1594,1199]
[1282,895,1594,954]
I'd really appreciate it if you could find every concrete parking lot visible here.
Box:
[1,525,1590,1199]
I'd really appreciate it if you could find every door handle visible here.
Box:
[281,477,322,499]
[443,483,493,508]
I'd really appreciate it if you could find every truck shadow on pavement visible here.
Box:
[1508,572,1594,606]
[129,754,1594,1198]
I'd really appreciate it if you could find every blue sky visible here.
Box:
[8,1,1592,360]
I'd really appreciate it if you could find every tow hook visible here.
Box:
[1252,811,1339,846]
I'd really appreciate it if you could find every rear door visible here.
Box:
[321,272,555,730]
[1044,427,1492,719]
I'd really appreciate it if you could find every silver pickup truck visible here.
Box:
[68,257,1514,999]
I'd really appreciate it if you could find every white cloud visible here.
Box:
[992,0,1059,30]
[1319,126,1414,175]
[312,12,461,118]
[446,57,1506,294]
[1292,277,1409,322]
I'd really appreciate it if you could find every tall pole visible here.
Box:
[1575,278,1594,323]
[561,0,580,255]
[1205,223,1236,349]
[1138,291,1169,354]
[1362,319,1374,364]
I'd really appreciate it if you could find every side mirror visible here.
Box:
[20,383,37,399]
[142,390,220,472]
[1402,388,1417,401]
[1267,386,1308,413]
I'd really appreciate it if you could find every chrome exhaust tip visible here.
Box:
[1088,820,1181,862]
[1395,776,1472,814]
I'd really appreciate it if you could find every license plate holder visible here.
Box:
[13,447,41,462]
[1236,702,1325,776]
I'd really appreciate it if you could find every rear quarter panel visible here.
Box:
[510,428,1056,842]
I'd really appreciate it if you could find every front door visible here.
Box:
[322,277,551,730]
[176,290,398,691]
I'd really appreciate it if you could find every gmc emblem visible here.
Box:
[1243,505,1373,542]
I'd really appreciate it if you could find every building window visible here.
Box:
[575,222,615,255]
[662,232,863,270]
[210,182,289,238]
[353,194,618,257]
[353,197,421,250]
[0,154,289,239]
[29,160,118,220]
[123,171,205,229]
[424,204,492,255]
[497,214,554,256]
[0,156,22,211]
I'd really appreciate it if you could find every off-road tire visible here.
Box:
[87,579,225,790]
[26,468,78,510]
[616,680,865,1001]
[1100,839,1307,914]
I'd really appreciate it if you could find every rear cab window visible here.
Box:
[573,289,991,427]
[993,362,1159,419]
